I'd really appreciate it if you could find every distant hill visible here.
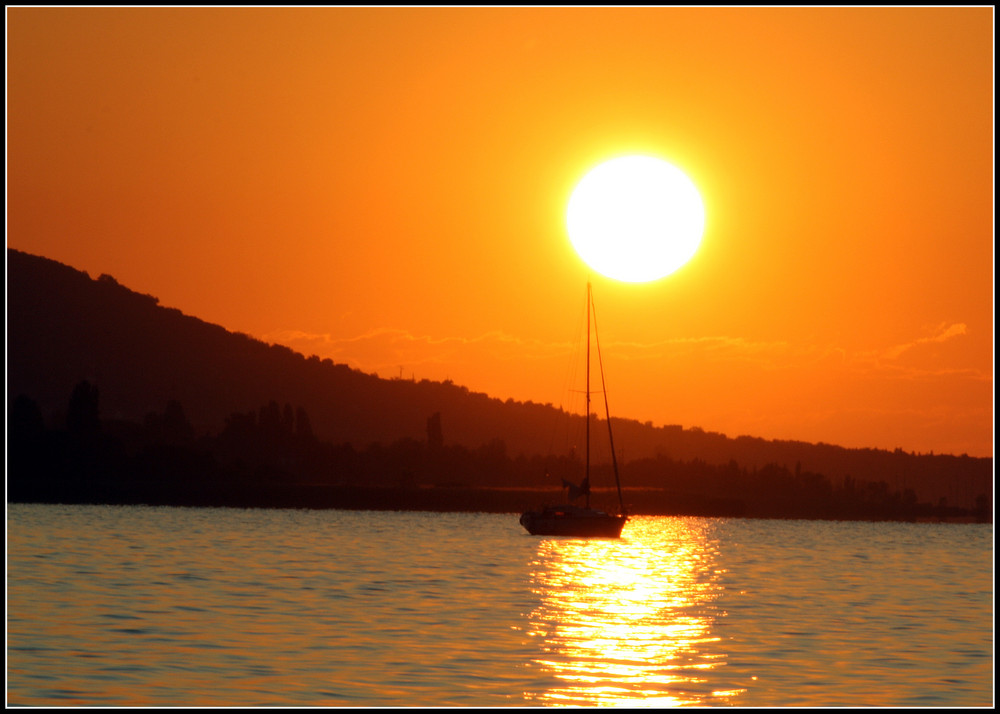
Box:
[7,248,591,456]
[7,248,991,509]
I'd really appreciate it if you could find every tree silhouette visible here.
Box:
[67,380,100,436]
[144,399,195,445]
[295,406,314,442]
[427,412,444,452]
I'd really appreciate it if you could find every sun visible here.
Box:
[566,155,705,283]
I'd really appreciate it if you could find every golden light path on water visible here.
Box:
[523,517,740,707]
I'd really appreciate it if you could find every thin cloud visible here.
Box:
[264,322,981,385]
[262,327,574,374]
[881,322,968,360]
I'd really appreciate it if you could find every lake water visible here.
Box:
[6,504,993,707]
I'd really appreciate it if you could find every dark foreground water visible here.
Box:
[7,504,993,707]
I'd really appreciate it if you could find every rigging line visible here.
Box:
[590,288,626,515]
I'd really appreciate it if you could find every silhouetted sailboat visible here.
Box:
[520,283,628,538]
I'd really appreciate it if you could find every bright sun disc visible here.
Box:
[567,155,705,282]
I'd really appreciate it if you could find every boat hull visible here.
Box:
[520,507,627,538]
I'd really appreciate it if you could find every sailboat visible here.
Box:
[519,283,628,538]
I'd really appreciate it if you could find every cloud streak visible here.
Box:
[262,327,575,375]
[264,320,982,385]
[880,322,968,360]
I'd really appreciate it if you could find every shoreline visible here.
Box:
[8,481,990,524]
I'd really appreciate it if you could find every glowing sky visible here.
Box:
[7,7,994,457]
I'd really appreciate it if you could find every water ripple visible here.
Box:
[7,505,993,707]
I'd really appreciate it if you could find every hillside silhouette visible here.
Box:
[7,248,992,514]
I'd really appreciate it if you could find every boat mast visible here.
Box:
[585,281,591,510]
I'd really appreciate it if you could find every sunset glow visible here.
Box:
[6,7,993,457]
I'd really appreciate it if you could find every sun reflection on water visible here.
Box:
[523,517,740,707]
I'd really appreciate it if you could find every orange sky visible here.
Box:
[7,7,994,457]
